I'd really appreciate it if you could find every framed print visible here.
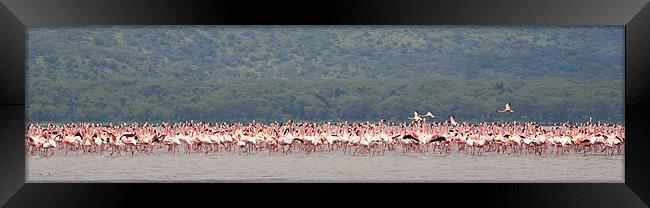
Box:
[1,0,649,207]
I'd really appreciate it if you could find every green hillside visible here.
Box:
[26,26,624,123]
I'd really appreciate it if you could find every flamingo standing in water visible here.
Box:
[42,135,57,157]
[34,131,54,157]
[120,132,138,155]
[602,134,623,155]
[25,120,624,157]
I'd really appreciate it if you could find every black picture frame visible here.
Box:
[1,0,649,207]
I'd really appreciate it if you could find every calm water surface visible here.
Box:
[27,150,623,183]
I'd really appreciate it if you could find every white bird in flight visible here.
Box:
[449,115,458,125]
[497,102,514,113]
[409,111,423,122]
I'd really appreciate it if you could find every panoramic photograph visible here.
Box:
[25,26,624,182]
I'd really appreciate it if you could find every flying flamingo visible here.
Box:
[449,115,458,126]
[497,102,514,113]
[408,111,423,125]
[422,111,435,124]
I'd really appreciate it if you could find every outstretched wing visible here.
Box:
[505,102,512,110]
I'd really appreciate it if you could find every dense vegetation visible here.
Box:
[26,26,624,123]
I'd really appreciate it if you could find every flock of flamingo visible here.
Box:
[25,103,624,158]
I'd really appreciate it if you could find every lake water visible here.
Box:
[27,147,624,183]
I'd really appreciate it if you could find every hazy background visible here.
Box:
[26,26,624,124]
